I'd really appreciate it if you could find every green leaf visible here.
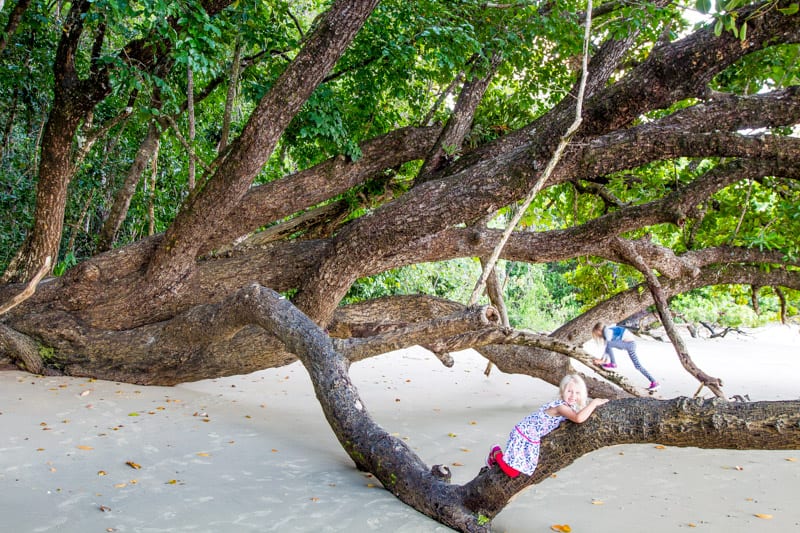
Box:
[696,0,712,14]
[777,3,799,15]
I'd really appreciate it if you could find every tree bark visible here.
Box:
[186,67,196,191]
[145,0,381,295]
[460,396,800,525]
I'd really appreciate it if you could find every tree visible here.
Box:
[0,0,799,530]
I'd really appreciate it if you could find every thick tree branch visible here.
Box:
[655,86,800,132]
[572,130,800,182]
[32,152,796,330]
[291,101,798,326]
[203,125,440,253]
[238,285,485,532]
[461,396,800,521]
[581,1,800,134]
[0,323,43,373]
[554,263,800,345]
[338,304,500,363]
[382,156,798,274]
[146,0,381,293]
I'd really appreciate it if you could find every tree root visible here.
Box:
[0,324,45,374]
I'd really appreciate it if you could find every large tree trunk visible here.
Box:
[1,3,800,531]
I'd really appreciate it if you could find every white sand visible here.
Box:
[1,324,798,532]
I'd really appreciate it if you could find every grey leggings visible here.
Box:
[605,339,656,383]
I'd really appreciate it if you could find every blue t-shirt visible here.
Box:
[605,325,626,341]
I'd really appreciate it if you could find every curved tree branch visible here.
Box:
[655,86,800,132]
[554,263,800,345]
[611,237,725,397]
[0,256,51,315]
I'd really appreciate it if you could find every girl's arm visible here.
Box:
[549,398,609,424]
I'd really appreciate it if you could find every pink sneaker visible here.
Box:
[487,445,501,467]
[647,381,660,392]
[601,363,617,369]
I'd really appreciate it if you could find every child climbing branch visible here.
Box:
[486,374,608,477]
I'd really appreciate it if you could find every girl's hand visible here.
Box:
[555,397,608,423]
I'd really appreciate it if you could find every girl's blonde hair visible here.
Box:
[559,373,588,409]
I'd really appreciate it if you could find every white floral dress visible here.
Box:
[503,399,572,475]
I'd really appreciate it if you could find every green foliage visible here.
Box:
[53,252,77,277]
[566,258,641,311]
[504,262,581,332]
[345,259,581,332]
[0,150,37,271]
[686,175,800,261]
[344,258,482,305]
[283,85,363,165]
[670,285,791,326]
[696,0,800,43]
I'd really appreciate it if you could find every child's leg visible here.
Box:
[625,341,656,382]
[604,342,617,365]
[492,449,520,478]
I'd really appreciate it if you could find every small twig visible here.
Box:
[162,114,214,174]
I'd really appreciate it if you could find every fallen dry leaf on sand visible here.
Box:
[125,461,141,469]
[754,513,773,519]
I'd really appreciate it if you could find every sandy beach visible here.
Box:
[1,324,798,532]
